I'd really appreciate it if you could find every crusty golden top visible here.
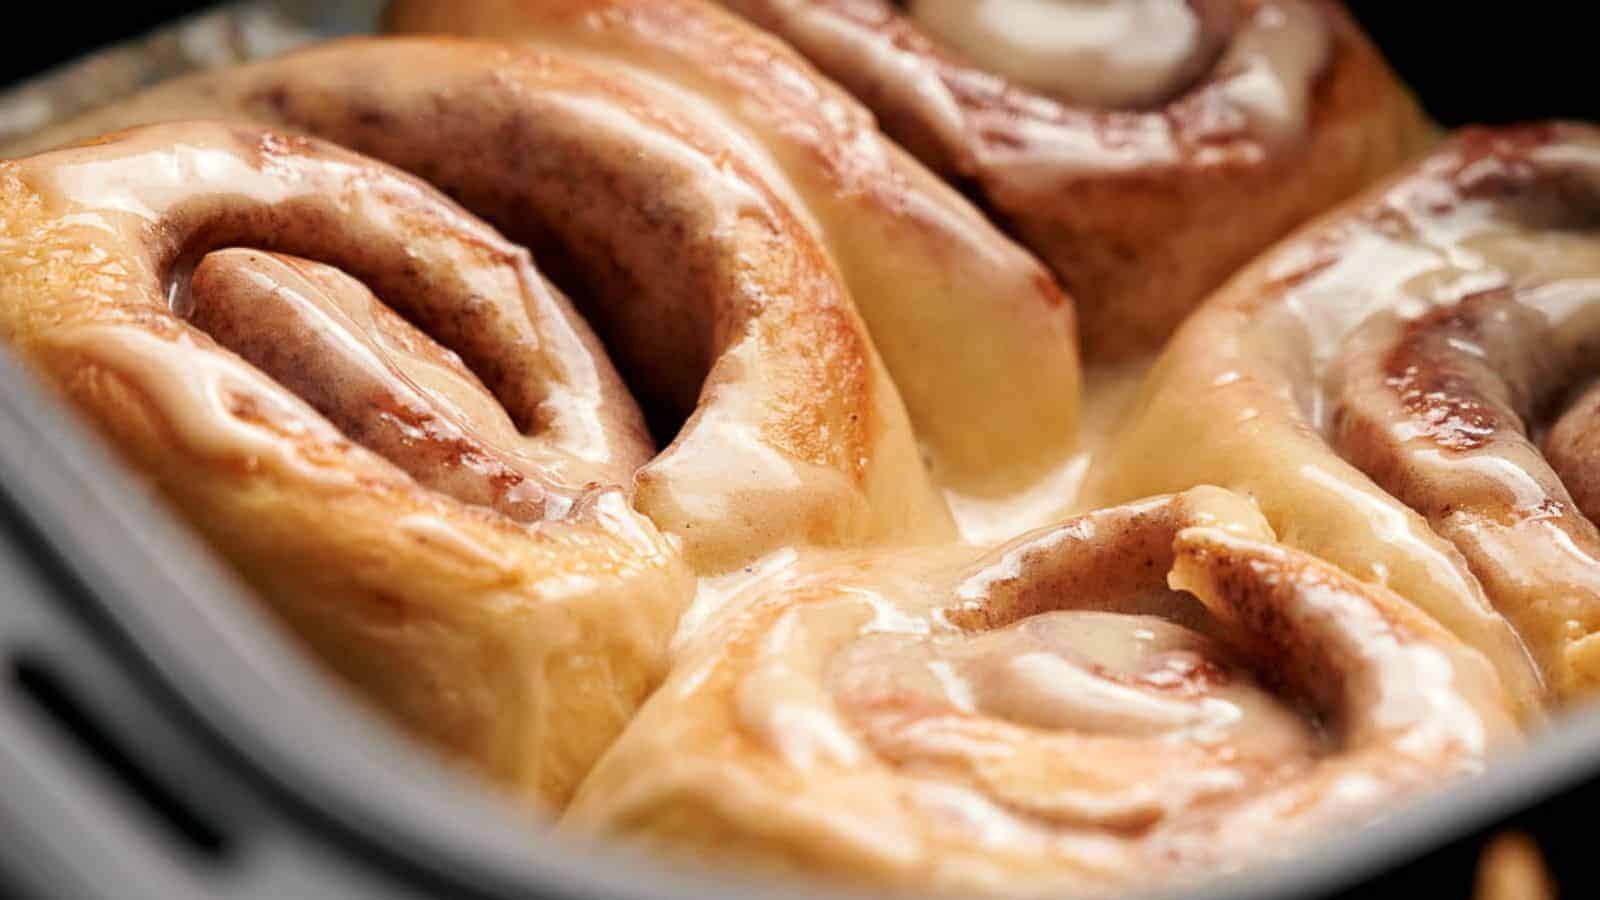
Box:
[672,0,1433,362]
[0,120,696,805]
[570,488,1517,897]
[0,18,1573,899]
[1090,123,1600,709]
[10,27,1083,511]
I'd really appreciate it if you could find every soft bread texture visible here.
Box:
[568,489,1517,897]
[4,39,972,572]
[629,0,1436,360]
[1089,123,1600,707]
[0,35,1078,810]
[9,27,1081,504]
[0,20,1560,899]
[0,123,688,806]
[382,0,1083,498]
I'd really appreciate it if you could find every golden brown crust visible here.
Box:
[5,38,965,569]
[0,123,692,806]
[699,0,1433,360]
[381,0,1082,496]
[568,489,1517,896]
[1089,122,1600,708]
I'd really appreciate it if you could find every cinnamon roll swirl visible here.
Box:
[8,30,1079,514]
[0,122,688,806]
[569,488,1517,895]
[0,18,1551,897]
[1090,123,1600,708]
[4,72,1024,805]
[591,0,1431,360]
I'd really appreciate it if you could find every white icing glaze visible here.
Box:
[52,324,361,484]
[672,545,801,654]
[760,0,973,163]
[909,0,1207,108]
[395,513,515,571]
[833,611,1316,749]
[0,37,1525,893]
[17,124,651,500]
[547,46,825,239]
[574,492,1521,896]
[483,9,1083,498]
[738,600,873,770]
[1087,127,1600,708]
[944,360,1149,542]
[194,250,577,521]
[37,132,295,222]
[1212,0,1330,141]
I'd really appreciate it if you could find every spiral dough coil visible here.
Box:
[584,0,1436,360]
[0,122,692,806]
[10,28,1082,507]
[0,34,1087,809]
[0,16,1556,897]
[568,487,1515,897]
[1090,123,1600,708]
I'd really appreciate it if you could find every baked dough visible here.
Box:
[0,122,687,806]
[669,0,1434,359]
[1089,123,1600,707]
[569,488,1517,896]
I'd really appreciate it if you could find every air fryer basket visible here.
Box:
[3,3,1599,898]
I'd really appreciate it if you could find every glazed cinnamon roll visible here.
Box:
[545,0,1429,360]
[569,488,1517,896]
[0,122,689,806]
[0,19,1545,896]
[2,34,1091,803]
[1089,123,1600,709]
[9,65,1033,799]
[8,29,1080,518]
[4,39,973,570]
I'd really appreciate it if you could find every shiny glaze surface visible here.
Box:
[570,489,1516,896]
[1090,123,1600,707]
[0,122,694,806]
[192,250,598,522]
[6,37,977,570]
[0,24,1556,900]
[41,4,1087,503]
[906,0,1226,109]
[0,34,1083,819]
[699,0,1432,360]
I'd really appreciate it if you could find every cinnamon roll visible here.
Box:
[568,0,1431,360]
[0,18,1555,898]
[11,94,1000,805]
[569,488,1517,896]
[1089,123,1600,709]
[0,122,688,806]
[7,30,1080,516]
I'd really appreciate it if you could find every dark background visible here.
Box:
[1346,1,1596,124]
[3,3,209,86]
[3,2,1595,125]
